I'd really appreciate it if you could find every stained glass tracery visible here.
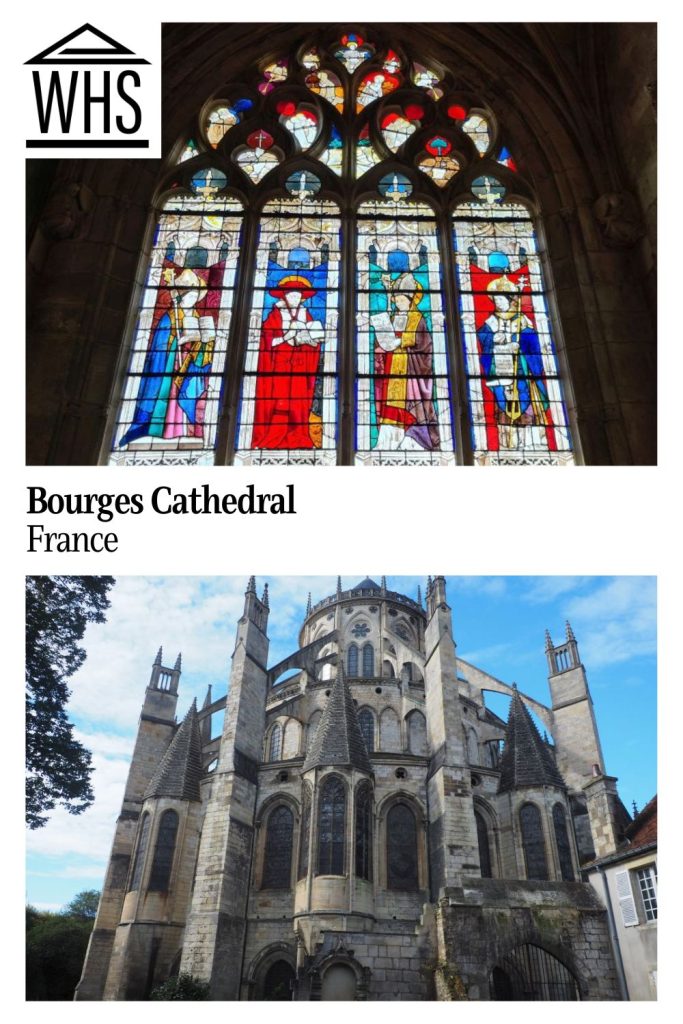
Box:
[112,30,576,467]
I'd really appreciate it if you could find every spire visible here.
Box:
[417,584,422,608]
[154,646,162,665]
[565,620,576,643]
[246,575,256,594]
[174,652,182,671]
[202,684,213,709]
[336,576,342,597]
[306,592,312,615]
[498,690,566,794]
[261,583,269,608]
[381,575,387,591]
[144,700,203,802]
[544,629,553,651]
[303,665,372,773]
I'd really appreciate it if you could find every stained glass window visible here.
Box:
[110,177,243,466]
[362,642,374,677]
[358,708,374,751]
[476,810,493,878]
[298,784,312,880]
[148,809,179,891]
[355,783,373,881]
[318,775,346,875]
[520,803,549,881]
[347,643,359,676]
[129,813,150,891]
[356,192,455,465]
[387,802,419,890]
[111,30,576,466]
[269,723,282,761]
[262,805,294,889]
[454,183,574,465]
[552,804,574,881]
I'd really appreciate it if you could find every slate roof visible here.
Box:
[144,700,203,802]
[302,666,372,773]
[498,690,566,793]
[351,577,381,592]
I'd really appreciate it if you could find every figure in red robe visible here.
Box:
[251,275,325,449]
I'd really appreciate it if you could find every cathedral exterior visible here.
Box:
[76,577,629,1001]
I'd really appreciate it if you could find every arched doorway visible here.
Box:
[262,960,295,1000]
[490,944,580,1000]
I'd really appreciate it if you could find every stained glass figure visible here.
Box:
[356,197,455,464]
[110,183,243,466]
[453,190,574,464]
[301,48,320,70]
[205,100,252,149]
[285,170,322,198]
[177,138,198,163]
[306,68,344,112]
[417,136,460,187]
[278,102,319,150]
[334,34,373,74]
[463,112,491,155]
[497,146,518,171]
[233,130,281,184]
[318,775,346,875]
[320,125,343,175]
[258,59,287,94]
[413,62,442,99]
[381,105,423,152]
[356,53,401,112]
[234,196,341,465]
[355,125,382,177]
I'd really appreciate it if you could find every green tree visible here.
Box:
[26,576,115,829]
[64,889,101,920]
[149,973,211,1000]
[26,911,93,1000]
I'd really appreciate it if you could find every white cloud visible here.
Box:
[563,577,656,668]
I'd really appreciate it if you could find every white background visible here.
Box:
[6,0,676,1020]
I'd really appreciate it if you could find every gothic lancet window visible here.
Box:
[318,775,346,875]
[347,643,359,675]
[109,30,575,466]
[262,805,294,888]
[362,642,374,676]
[387,802,419,890]
[269,723,282,761]
[358,708,375,752]
[552,803,575,881]
[129,812,151,891]
[475,809,493,878]
[298,784,312,879]
[148,809,179,891]
[520,803,549,881]
[355,783,373,880]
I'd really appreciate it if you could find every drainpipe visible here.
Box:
[596,864,630,1001]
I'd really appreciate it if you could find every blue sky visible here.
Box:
[25,575,656,911]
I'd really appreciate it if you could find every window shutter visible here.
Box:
[615,869,639,926]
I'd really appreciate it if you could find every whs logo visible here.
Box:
[24,23,159,156]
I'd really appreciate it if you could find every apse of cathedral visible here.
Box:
[26,23,656,466]
[76,577,630,1001]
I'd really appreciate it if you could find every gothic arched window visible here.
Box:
[108,30,575,467]
[520,803,549,881]
[362,642,374,677]
[552,803,575,881]
[347,643,359,675]
[298,784,312,880]
[387,802,419,890]
[355,782,373,881]
[358,708,375,752]
[269,722,282,761]
[148,809,179,891]
[262,804,294,889]
[318,775,346,875]
[129,812,151,892]
[475,809,493,878]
